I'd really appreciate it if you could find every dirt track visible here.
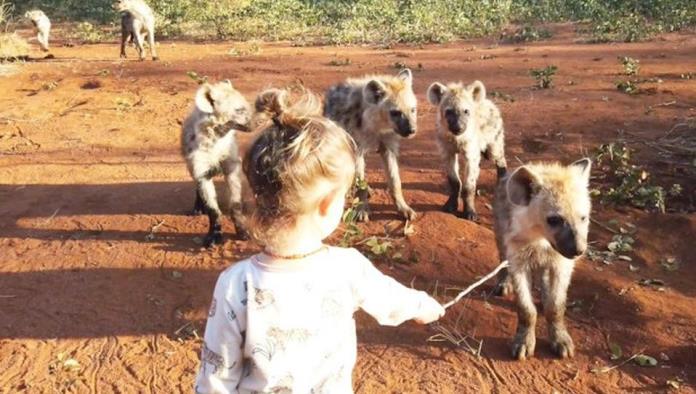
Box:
[1,25,695,393]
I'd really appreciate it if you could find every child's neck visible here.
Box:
[263,217,325,259]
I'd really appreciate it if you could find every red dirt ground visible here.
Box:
[1,25,695,393]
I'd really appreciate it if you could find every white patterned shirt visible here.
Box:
[194,246,436,393]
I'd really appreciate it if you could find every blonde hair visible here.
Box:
[244,88,356,246]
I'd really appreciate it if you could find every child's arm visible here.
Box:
[194,275,245,394]
[350,249,445,326]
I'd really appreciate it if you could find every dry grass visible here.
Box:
[0,33,29,61]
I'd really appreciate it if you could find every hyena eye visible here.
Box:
[546,215,564,227]
[235,108,247,115]
[410,107,416,114]
[580,215,588,222]
[463,109,470,115]
[389,109,403,118]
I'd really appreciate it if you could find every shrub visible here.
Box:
[530,65,557,89]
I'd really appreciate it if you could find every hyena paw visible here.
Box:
[462,208,479,222]
[511,332,536,361]
[399,206,417,221]
[550,329,575,359]
[494,278,512,297]
[203,231,223,248]
[442,198,458,214]
[355,204,370,222]
[152,56,159,61]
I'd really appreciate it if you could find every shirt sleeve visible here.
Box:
[194,272,245,394]
[349,248,433,326]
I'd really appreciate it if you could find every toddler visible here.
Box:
[194,88,445,393]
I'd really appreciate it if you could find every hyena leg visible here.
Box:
[461,152,481,221]
[490,137,507,179]
[543,263,575,358]
[38,31,49,51]
[442,151,461,214]
[147,24,158,60]
[223,159,248,240]
[132,25,145,61]
[120,28,129,58]
[354,151,370,222]
[494,266,512,297]
[197,177,223,247]
[379,143,416,220]
[511,268,537,360]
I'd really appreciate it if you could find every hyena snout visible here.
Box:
[554,226,586,259]
[444,108,465,135]
[390,110,416,138]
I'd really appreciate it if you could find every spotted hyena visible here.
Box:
[181,80,252,247]
[493,158,592,360]
[113,0,158,60]
[24,10,51,52]
[324,69,418,221]
[427,80,507,221]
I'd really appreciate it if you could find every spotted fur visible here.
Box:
[181,80,252,247]
[493,158,592,360]
[24,10,51,52]
[427,80,507,221]
[113,0,158,60]
[324,69,418,221]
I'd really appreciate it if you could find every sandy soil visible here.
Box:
[1,25,695,393]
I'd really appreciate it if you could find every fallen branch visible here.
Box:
[590,218,619,234]
[442,260,509,309]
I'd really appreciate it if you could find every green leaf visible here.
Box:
[633,354,657,367]
[609,342,623,360]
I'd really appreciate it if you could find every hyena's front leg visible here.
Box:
[146,24,158,60]
[511,267,537,360]
[442,151,461,214]
[132,27,145,61]
[38,31,49,51]
[462,152,481,221]
[543,263,575,358]
[223,159,248,240]
[197,177,223,247]
[490,136,507,179]
[353,151,370,222]
[379,143,416,221]
[190,188,204,215]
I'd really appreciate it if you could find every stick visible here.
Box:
[590,218,618,234]
[442,260,509,309]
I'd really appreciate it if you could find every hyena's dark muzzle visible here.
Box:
[444,109,463,135]
[390,110,416,138]
[553,224,585,259]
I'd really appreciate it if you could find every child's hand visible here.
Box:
[414,296,445,324]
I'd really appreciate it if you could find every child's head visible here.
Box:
[244,88,356,247]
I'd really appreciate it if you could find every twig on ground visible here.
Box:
[442,260,509,309]
[591,218,619,234]
[42,207,61,225]
[591,348,647,374]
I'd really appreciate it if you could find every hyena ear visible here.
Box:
[194,83,215,114]
[397,68,413,85]
[364,80,387,105]
[571,158,592,183]
[427,82,447,105]
[469,80,486,102]
[255,88,287,116]
[507,166,541,206]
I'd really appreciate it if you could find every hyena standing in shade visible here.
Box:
[113,0,158,60]
[181,80,252,247]
[324,69,418,221]
[493,158,592,360]
[427,80,507,221]
[24,10,51,52]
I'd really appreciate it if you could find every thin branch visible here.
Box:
[442,260,509,309]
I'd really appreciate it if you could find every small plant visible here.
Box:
[186,71,208,85]
[228,41,262,57]
[339,197,363,247]
[328,57,351,66]
[505,25,552,43]
[70,22,105,44]
[616,79,639,94]
[619,56,640,76]
[530,65,557,89]
[594,142,681,213]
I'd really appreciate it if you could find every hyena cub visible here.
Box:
[181,80,252,247]
[24,10,51,52]
[493,158,592,360]
[324,69,418,221]
[113,0,158,61]
[427,80,507,221]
